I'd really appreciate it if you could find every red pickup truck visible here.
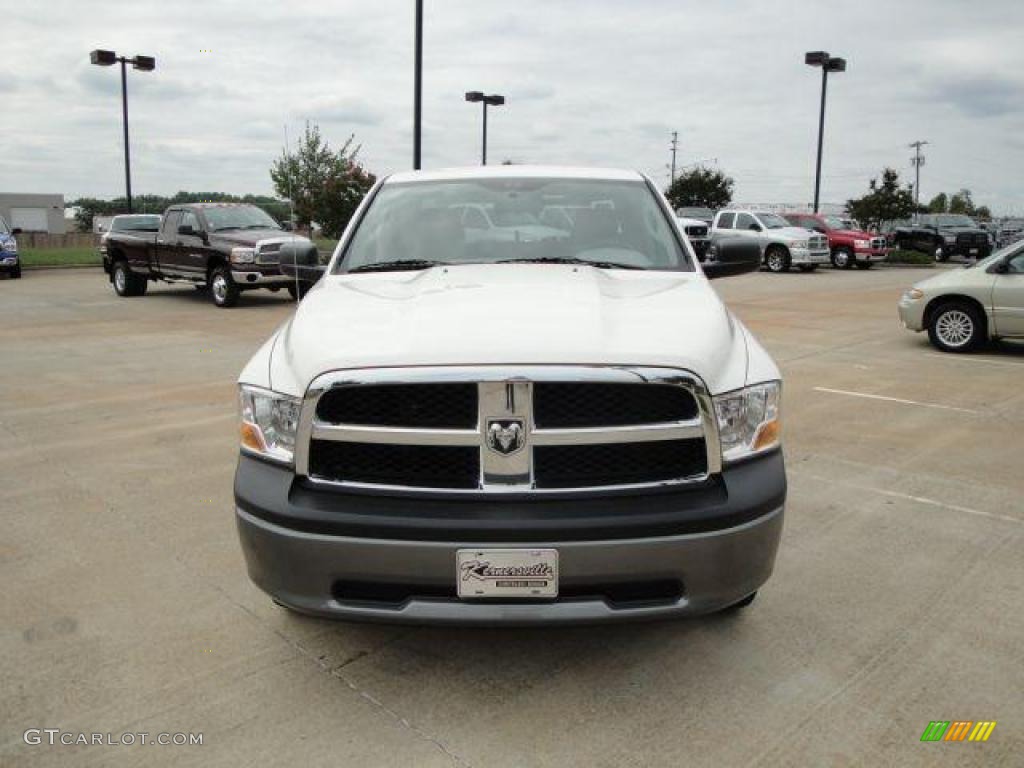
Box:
[782,212,889,269]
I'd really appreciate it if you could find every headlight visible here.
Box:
[854,239,870,249]
[790,240,808,249]
[713,381,781,463]
[239,385,301,465]
[1,239,16,253]
[230,247,255,264]
[903,288,924,301]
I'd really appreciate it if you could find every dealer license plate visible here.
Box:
[456,549,558,599]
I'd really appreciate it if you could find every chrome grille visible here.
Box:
[870,237,886,250]
[256,240,284,264]
[684,225,708,238]
[295,366,720,495]
[809,235,828,250]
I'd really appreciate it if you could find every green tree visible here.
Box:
[975,205,992,220]
[948,189,975,215]
[270,122,376,238]
[664,166,734,210]
[845,168,915,228]
[927,193,948,213]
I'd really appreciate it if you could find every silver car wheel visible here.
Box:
[114,266,126,293]
[212,274,228,303]
[767,252,784,272]
[935,309,973,348]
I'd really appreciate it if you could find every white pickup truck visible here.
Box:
[234,166,786,625]
[713,209,830,272]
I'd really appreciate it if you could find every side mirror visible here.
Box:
[703,238,762,279]
[748,223,761,232]
[278,240,326,284]
[281,221,295,232]
[11,228,22,235]
[178,224,196,236]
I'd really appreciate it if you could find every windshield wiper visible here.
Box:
[496,257,643,270]
[212,226,242,232]
[347,259,448,274]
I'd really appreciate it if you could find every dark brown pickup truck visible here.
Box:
[101,202,321,307]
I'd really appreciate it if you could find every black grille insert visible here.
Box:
[309,440,479,489]
[332,579,683,609]
[534,439,706,488]
[533,382,698,428]
[316,383,478,428]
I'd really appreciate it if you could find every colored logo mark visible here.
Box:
[920,721,996,742]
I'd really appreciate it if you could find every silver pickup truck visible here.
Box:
[712,209,830,273]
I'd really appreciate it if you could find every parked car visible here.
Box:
[101,203,320,307]
[782,212,888,269]
[889,214,991,262]
[234,166,782,624]
[0,214,20,279]
[996,218,1024,249]
[676,213,711,261]
[712,209,830,272]
[898,242,1024,352]
[675,206,716,226]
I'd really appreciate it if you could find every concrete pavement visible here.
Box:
[1,267,1021,766]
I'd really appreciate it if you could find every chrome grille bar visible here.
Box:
[294,365,721,495]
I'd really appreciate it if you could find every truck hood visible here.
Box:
[773,226,821,241]
[832,228,874,240]
[210,229,309,247]
[266,264,748,397]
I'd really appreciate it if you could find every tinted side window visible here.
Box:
[1007,251,1024,274]
[161,211,181,238]
[736,213,756,230]
[180,211,200,233]
[717,212,735,229]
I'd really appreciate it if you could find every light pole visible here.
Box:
[909,140,929,211]
[90,49,155,213]
[804,51,846,213]
[413,0,423,170]
[464,91,505,165]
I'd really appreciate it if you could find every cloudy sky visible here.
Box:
[3,0,1023,212]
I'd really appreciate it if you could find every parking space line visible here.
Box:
[794,472,1022,526]
[813,387,981,414]
[925,353,1024,368]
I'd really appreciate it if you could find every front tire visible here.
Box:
[831,246,854,269]
[765,247,790,273]
[286,282,309,300]
[928,301,985,353]
[210,266,239,308]
[112,260,146,296]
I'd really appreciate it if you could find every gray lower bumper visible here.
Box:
[236,505,784,625]
[231,270,293,287]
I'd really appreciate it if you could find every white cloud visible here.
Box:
[1,0,1022,213]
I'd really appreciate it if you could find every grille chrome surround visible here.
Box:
[294,366,721,495]
[809,234,828,250]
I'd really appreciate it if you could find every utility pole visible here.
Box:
[909,140,928,211]
[669,131,679,184]
[413,0,423,170]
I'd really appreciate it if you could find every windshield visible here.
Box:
[933,214,977,227]
[335,177,692,273]
[677,207,714,220]
[112,214,161,232]
[203,205,281,232]
[756,212,790,229]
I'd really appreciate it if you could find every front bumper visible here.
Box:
[234,452,786,624]
[231,269,294,287]
[854,248,889,262]
[790,247,831,265]
[898,296,926,331]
